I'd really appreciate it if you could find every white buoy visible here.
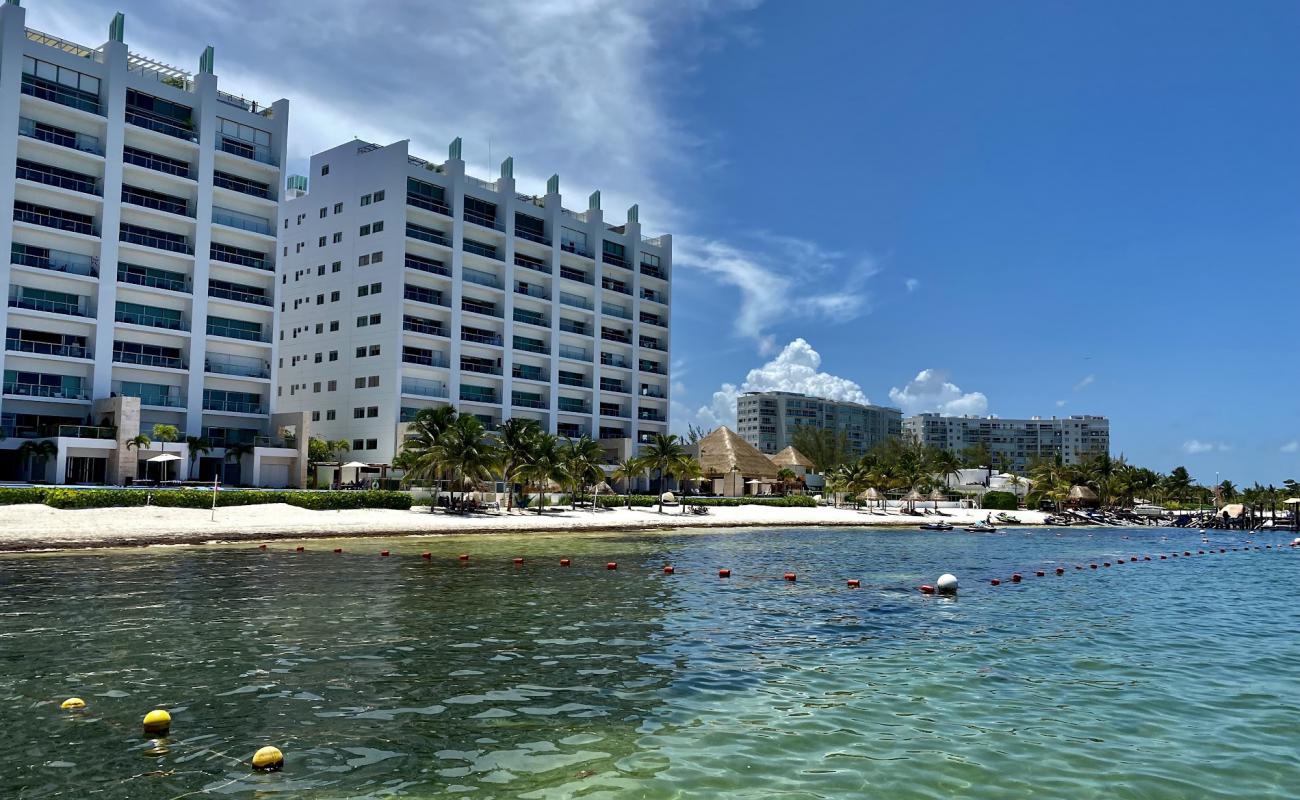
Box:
[936,573,958,594]
[1291,537,1300,547]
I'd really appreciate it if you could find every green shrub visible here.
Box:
[982,491,1018,510]
[594,494,817,508]
[0,487,49,505]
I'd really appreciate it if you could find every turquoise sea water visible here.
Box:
[1,525,1298,799]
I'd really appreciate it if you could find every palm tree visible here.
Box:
[18,439,57,482]
[675,456,704,511]
[186,435,212,479]
[521,432,566,514]
[930,448,963,490]
[307,437,351,487]
[640,433,687,513]
[1163,466,1193,508]
[560,435,605,510]
[775,467,797,496]
[151,424,179,481]
[613,456,647,508]
[434,415,496,513]
[396,406,459,488]
[1216,479,1238,505]
[495,418,540,512]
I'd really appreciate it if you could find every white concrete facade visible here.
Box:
[904,413,1110,473]
[275,139,671,477]
[736,391,903,458]
[0,6,299,486]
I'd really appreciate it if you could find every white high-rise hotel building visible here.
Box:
[275,139,672,469]
[0,5,304,486]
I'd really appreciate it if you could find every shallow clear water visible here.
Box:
[1,526,1297,799]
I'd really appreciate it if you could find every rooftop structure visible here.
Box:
[736,390,902,458]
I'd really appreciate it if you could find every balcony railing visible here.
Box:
[463,240,501,260]
[463,267,502,289]
[602,252,628,269]
[638,410,666,422]
[460,330,503,347]
[515,255,551,274]
[559,292,592,310]
[16,161,99,195]
[559,267,591,284]
[600,380,628,394]
[461,300,502,318]
[213,171,270,199]
[113,383,186,408]
[513,338,549,355]
[57,424,116,439]
[18,117,103,155]
[558,374,590,388]
[7,338,88,359]
[641,288,666,304]
[512,366,546,382]
[640,313,666,328]
[115,308,184,330]
[558,345,589,361]
[513,309,547,327]
[218,135,276,165]
[125,109,196,142]
[601,353,630,369]
[640,386,667,399]
[463,209,502,230]
[405,256,450,277]
[404,286,446,307]
[600,407,628,419]
[558,400,590,414]
[406,192,449,215]
[213,206,273,236]
[406,224,449,247]
[11,246,98,277]
[121,225,192,254]
[3,381,87,400]
[403,317,445,337]
[641,263,667,280]
[512,394,547,409]
[515,283,548,300]
[205,353,270,378]
[640,337,667,351]
[122,187,190,217]
[210,244,268,270]
[460,359,501,375]
[561,241,592,258]
[206,321,267,342]
[601,279,631,295]
[21,76,101,115]
[11,293,88,317]
[15,205,96,237]
[559,320,590,336]
[204,397,265,414]
[515,228,550,246]
[208,284,270,306]
[403,351,449,368]
[601,330,632,344]
[640,362,667,375]
[123,147,193,179]
[459,388,499,405]
[401,377,448,398]
[602,303,631,320]
[113,349,183,369]
[118,265,188,293]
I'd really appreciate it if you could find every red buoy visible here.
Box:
[333,547,342,554]
[663,565,675,575]
[1117,559,1125,564]
[718,569,731,578]
[1220,548,1226,553]
[258,544,267,551]
[1090,564,1098,569]
[422,552,431,560]
[1036,570,1045,577]
[1143,556,1151,561]
[919,584,935,594]
[990,578,1001,586]
[560,558,571,567]
[513,557,524,565]
[1103,562,1111,567]
[1160,555,1167,559]
[1184,551,1191,556]
[784,572,796,582]
[1055,567,1064,575]
[381,550,390,557]
[1198,550,1204,555]
[847,579,861,588]
[606,562,618,570]
[1075,565,1083,570]
[1011,573,1022,583]
[295,546,304,552]
[458,554,470,561]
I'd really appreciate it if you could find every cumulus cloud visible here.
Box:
[1074,374,1096,391]
[905,278,920,293]
[1281,441,1298,453]
[1183,440,1230,454]
[681,339,868,431]
[675,236,876,354]
[1055,399,1068,408]
[888,370,989,417]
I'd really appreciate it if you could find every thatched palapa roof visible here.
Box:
[696,427,780,478]
[769,446,815,470]
[1068,485,1099,500]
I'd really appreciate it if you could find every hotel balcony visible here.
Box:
[401,377,448,398]
[16,159,101,196]
[15,201,97,237]
[18,117,103,157]
[11,244,98,277]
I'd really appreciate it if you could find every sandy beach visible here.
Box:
[0,503,1050,551]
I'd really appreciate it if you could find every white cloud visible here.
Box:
[905,278,920,293]
[681,339,868,431]
[1055,399,1068,408]
[674,236,876,352]
[1074,374,1096,391]
[1281,441,1298,453]
[1183,440,1231,455]
[888,369,989,417]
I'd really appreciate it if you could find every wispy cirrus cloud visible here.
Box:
[1281,441,1298,453]
[1074,374,1096,391]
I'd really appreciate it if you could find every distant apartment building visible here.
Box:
[0,6,305,486]
[274,138,672,476]
[904,413,1110,473]
[736,391,902,458]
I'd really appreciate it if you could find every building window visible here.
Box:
[369,282,381,294]
[316,294,324,304]
[367,406,378,418]
[333,202,343,214]
[331,261,341,273]
[332,232,342,243]
[356,346,366,358]
[373,190,385,202]
[318,236,326,247]
[361,194,371,206]
[326,410,336,421]
[329,321,339,332]
[311,410,320,421]
[370,251,383,263]
[351,438,363,450]
[319,207,327,219]
[359,224,371,236]
[330,291,340,302]
[369,344,381,356]
[317,264,326,276]
[372,220,384,233]
[313,382,321,392]
[358,254,370,267]
[321,164,329,176]
[358,285,369,297]
[356,315,369,327]
[327,380,337,391]
[353,407,365,419]
[355,377,366,389]
[314,353,322,364]
[366,438,377,449]
[314,323,323,334]
[369,313,381,325]
[367,375,379,387]
[328,350,338,361]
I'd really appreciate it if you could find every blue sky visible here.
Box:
[37,1,1300,485]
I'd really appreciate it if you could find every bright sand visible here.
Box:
[0,503,1049,551]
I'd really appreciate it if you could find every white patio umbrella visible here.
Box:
[147,452,181,482]
[341,461,369,486]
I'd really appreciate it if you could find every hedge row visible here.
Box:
[594,494,818,508]
[981,491,1019,510]
[0,488,413,510]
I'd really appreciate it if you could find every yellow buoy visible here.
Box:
[60,697,86,710]
[142,709,171,735]
[251,745,284,771]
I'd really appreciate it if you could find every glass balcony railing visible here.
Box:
[205,353,270,378]
[513,309,547,327]
[559,267,591,284]
[113,382,185,408]
[512,394,547,409]
[403,317,445,337]
[118,265,188,293]
[601,279,631,295]
[7,338,88,359]
[203,397,265,414]
[115,308,184,330]
[459,387,499,405]
[210,244,268,271]
[404,286,446,307]
[207,321,266,342]
[10,292,88,317]
[212,206,273,236]
[401,377,448,398]
[558,344,589,361]
[460,330,503,347]
[558,374,590,388]
[15,205,96,236]
[601,329,632,344]
[122,186,190,216]
[600,381,628,394]
[601,303,631,320]
[218,135,276,165]
[123,146,193,179]
[463,240,501,261]
[57,424,116,439]
[559,320,590,336]
[406,224,449,247]
[513,337,549,355]
[213,171,270,199]
[3,381,87,400]
[461,300,501,318]
[113,349,184,369]
[121,225,191,254]
[601,353,630,369]
[641,263,667,280]
[11,246,98,277]
[460,359,501,375]
[561,241,592,258]
[463,208,502,230]
[405,256,449,277]
[558,399,590,414]
[18,117,102,155]
[559,292,592,310]
[125,109,197,142]
[21,76,101,115]
[463,267,502,289]
[16,160,99,195]
[402,351,448,368]
[512,366,546,382]
[515,255,551,274]
[406,192,450,215]
[208,283,269,306]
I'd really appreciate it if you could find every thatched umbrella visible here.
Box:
[1067,485,1100,508]
[929,488,946,511]
[859,487,883,510]
[903,488,924,511]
